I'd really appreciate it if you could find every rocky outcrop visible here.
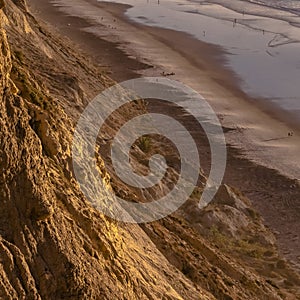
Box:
[0,1,299,299]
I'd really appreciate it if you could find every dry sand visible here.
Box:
[27,0,300,271]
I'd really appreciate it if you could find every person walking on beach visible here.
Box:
[233,18,237,27]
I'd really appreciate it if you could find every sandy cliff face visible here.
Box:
[0,1,299,299]
[0,3,216,299]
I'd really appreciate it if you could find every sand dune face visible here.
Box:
[0,0,299,299]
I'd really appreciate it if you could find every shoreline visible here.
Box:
[55,0,300,178]
[119,0,300,130]
[27,0,300,271]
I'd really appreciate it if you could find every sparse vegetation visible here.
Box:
[14,50,24,63]
[137,136,151,152]
[209,225,265,259]
[11,64,49,109]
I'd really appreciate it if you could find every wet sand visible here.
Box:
[27,0,300,271]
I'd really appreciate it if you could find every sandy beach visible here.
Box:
[27,0,300,271]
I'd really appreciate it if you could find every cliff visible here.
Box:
[0,0,299,299]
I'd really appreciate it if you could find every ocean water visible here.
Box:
[100,0,300,121]
[247,0,300,13]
